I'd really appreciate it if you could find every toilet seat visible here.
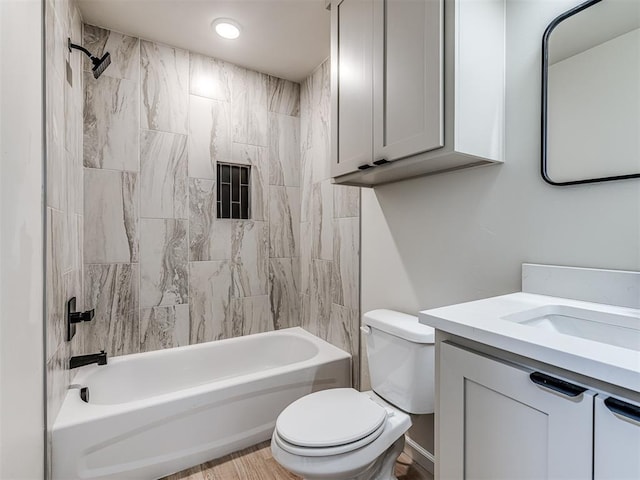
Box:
[273,420,386,457]
[274,388,389,456]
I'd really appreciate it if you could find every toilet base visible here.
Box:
[300,437,405,480]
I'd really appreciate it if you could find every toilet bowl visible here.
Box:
[271,310,435,480]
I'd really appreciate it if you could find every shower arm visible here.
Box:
[68,39,94,60]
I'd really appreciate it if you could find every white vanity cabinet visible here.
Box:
[594,395,640,480]
[330,0,506,187]
[438,342,594,480]
[438,341,640,480]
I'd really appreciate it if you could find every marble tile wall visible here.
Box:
[47,22,361,438]
[79,26,302,363]
[44,0,85,466]
[299,61,361,386]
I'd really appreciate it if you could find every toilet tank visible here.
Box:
[363,310,435,414]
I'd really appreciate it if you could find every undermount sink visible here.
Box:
[503,305,640,352]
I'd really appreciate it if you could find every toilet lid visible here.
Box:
[275,388,388,448]
[273,419,386,457]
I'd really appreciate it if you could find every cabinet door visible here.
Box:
[372,0,443,163]
[594,395,640,479]
[331,0,374,177]
[438,342,594,480]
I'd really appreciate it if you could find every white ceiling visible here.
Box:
[77,0,331,83]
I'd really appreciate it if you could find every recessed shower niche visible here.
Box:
[217,163,251,220]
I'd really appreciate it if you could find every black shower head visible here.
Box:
[91,52,111,79]
[68,38,111,79]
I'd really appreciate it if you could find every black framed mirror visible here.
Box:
[542,0,640,186]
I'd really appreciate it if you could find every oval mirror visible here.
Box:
[542,0,640,185]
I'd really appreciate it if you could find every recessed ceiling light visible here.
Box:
[212,18,241,40]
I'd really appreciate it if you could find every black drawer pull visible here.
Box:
[373,159,389,165]
[530,372,587,398]
[604,397,640,423]
[358,164,374,170]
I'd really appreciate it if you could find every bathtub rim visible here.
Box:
[53,327,351,429]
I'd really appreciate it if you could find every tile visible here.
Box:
[46,211,81,360]
[45,0,66,79]
[230,296,273,336]
[306,61,331,184]
[189,53,232,102]
[82,24,140,81]
[329,303,360,384]
[231,144,268,221]
[231,221,269,297]
[318,64,332,182]
[83,72,139,170]
[300,293,311,333]
[310,259,332,340]
[62,211,79,274]
[83,263,140,356]
[309,118,331,184]
[46,342,70,429]
[188,95,232,179]
[140,129,188,219]
[189,178,233,261]
[64,54,83,215]
[333,185,360,218]
[269,258,300,330]
[231,67,268,146]
[332,218,360,309]
[311,180,333,261]
[46,208,65,360]
[64,53,84,214]
[299,76,312,153]
[47,209,76,289]
[140,305,190,352]
[84,169,139,263]
[269,186,300,258]
[300,222,311,296]
[268,113,300,187]
[140,219,189,307]
[268,76,300,116]
[66,96,83,216]
[46,67,66,210]
[141,40,189,135]
[189,261,233,343]
[69,10,84,113]
[300,149,313,223]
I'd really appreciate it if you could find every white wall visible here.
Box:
[0,0,45,478]
[362,0,640,457]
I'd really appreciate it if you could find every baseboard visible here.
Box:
[404,435,435,474]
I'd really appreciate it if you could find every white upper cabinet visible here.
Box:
[331,0,506,187]
[331,0,375,177]
[373,0,443,164]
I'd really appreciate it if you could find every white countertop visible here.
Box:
[419,292,640,392]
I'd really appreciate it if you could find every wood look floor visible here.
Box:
[162,441,434,480]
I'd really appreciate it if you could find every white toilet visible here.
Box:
[271,309,435,480]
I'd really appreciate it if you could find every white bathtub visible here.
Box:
[52,327,351,480]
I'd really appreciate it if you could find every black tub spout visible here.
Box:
[70,351,107,369]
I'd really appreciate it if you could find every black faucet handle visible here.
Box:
[67,297,96,341]
[69,309,95,323]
